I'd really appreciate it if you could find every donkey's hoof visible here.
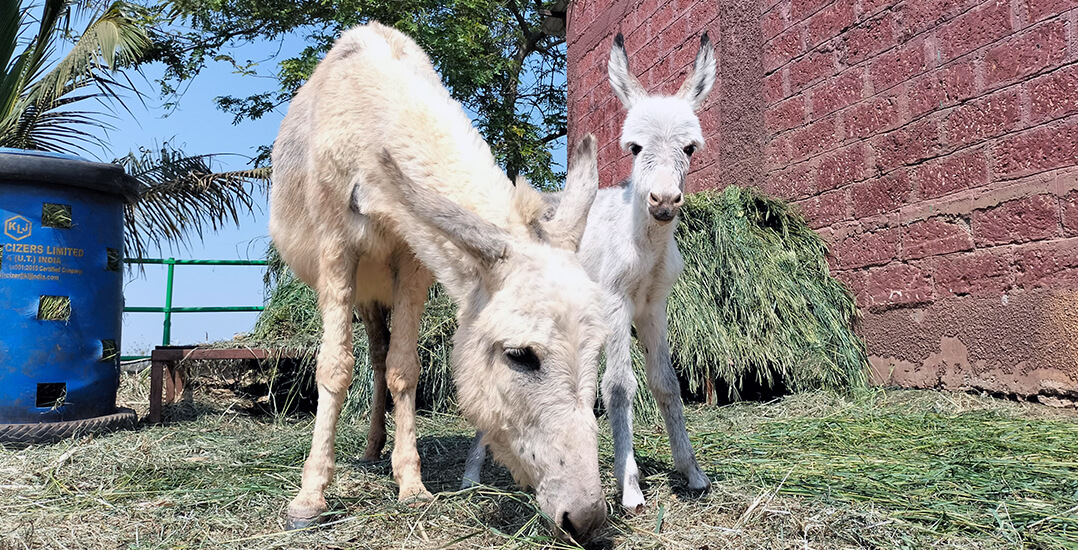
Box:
[285,504,329,531]
[399,487,434,508]
[687,471,712,494]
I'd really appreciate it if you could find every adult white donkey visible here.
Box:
[270,22,609,539]
[464,33,715,512]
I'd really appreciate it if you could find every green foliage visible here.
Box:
[0,0,152,153]
[155,0,568,188]
[116,142,269,259]
[669,186,868,400]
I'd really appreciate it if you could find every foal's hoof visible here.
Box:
[284,508,328,531]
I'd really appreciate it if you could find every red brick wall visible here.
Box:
[567,0,1078,402]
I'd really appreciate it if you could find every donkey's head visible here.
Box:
[608,33,716,223]
[381,137,608,540]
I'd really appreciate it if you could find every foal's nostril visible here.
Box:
[673,193,684,206]
[648,192,661,205]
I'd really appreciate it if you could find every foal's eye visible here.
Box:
[683,144,696,156]
[630,143,642,156]
[505,347,541,372]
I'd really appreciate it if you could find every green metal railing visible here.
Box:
[121,258,267,360]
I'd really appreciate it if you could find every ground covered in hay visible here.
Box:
[1,371,1076,549]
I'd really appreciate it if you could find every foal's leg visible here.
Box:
[460,430,486,489]
[601,296,646,512]
[357,303,390,461]
[286,248,357,529]
[386,254,434,502]
[635,300,710,492]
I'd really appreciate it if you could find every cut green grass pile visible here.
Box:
[1,376,1074,549]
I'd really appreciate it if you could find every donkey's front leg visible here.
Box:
[286,250,357,530]
[601,297,646,512]
[386,256,434,502]
[635,301,710,492]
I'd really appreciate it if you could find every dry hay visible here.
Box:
[1,373,1075,549]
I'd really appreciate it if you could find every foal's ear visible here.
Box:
[675,33,717,111]
[541,134,598,251]
[608,33,646,109]
[378,149,510,267]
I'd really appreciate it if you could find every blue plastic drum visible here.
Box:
[0,148,139,443]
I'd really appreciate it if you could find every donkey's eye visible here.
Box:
[505,347,541,372]
[630,144,642,156]
[683,144,696,156]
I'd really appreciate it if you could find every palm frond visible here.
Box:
[117,142,269,260]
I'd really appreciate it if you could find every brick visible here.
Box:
[862,0,900,17]
[1014,238,1078,287]
[994,121,1078,177]
[872,40,927,92]
[765,70,787,105]
[817,143,866,191]
[767,95,808,132]
[766,134,793,168]
[765,30,801,73]
[945,88,1021,147]
[898,0,983,37]
[792,0,833,21]
[864,262,934,308]
[797,189,850,227]
[846,94,903,138]
[834,268,869,304]
[907,61,977,117]
[811,68,863,116]
[1027,0,1078,22]
[789,49,836,92]
[932,249,1013,296]
[984,21,1067,88]
[936,0,1012,62]
[1065,191,1078,237]
[1029,64,1078,123]
[912,148,989,198]
[851,170,912,216]
[790,116,841,160]
[872,117,941,171]
[902,216,974,259]
[764,162,816,199]
[844,15,895,65]
[763,6,788,40]
[972,194,1061,246]
[838,225,902,268]
[807,0,855,47]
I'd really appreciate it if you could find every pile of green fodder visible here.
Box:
[244,246,457,418]
[245,185,866,420]
[670,186,867,402]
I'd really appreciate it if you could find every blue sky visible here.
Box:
[102,40,294,355]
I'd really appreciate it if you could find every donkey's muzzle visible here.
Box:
[648,191,684,223]
[555,494,608,541]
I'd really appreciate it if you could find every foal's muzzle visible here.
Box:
[648,191,684,222]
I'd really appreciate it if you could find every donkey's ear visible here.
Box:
[541,134,598,251]
[608,33,646,108]
[676,33,717,111]
[379,149,510,267]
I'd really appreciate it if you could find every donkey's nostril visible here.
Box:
[648,192,661,205]
[560,511,579,539]
[673,193,684,205]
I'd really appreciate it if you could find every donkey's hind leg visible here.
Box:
[635,301,710,492]
[286,246,357,529]
[601,296,646,512]
[385,253,434,502]
[357,303,390,461]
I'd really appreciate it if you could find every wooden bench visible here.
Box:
[148,345,302,423]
